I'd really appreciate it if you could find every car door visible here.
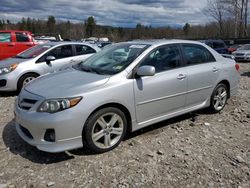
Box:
[72,44,97,64]
[181,44,221,108]
[14,32,34,54]
[0,31,16,60]
[134,44,187,123]
[39,44,75,73]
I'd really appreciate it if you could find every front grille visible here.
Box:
[20,125,33,139]
[235,53,244,56]
[0,79,7,87]
[18,98,38,110]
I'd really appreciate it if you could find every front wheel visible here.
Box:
[17,73,39,92]
[209,83,228,113]
[83,107,127,153]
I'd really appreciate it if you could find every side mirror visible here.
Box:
[136,66,155,77]
[46,56,56,64]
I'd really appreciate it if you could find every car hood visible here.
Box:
[234,50,250,54]
[0,57,29,68]
[25,68,110,98]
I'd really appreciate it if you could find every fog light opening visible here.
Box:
[44,129,56,142]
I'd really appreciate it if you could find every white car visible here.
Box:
[0,42,100,92]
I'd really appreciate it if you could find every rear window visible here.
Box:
[16,32,30,42]
[75,45,96,55]
[0,32,11,42]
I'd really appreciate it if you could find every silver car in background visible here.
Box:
[232,44,250,61]
[15,40,240,153]
[0,42,100,92]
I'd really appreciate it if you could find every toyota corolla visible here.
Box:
[14,40,240,153]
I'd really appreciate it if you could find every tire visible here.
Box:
[17,73,39,93]
[209,83,229,113]
[83,107,127,153]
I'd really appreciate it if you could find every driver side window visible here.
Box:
[140,45,181,73]
[37,45,73,63]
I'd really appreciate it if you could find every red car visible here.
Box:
[228,44,242,54]
[0,30,36,60]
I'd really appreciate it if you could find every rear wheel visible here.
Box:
[209,83,228,113]
[83,107,127,153]
[17,73,39,92]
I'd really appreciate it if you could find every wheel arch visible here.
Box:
[217,79,230,98]
[17,72,40,91]
[86,102,133,134]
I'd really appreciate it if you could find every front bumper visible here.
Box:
[0,72,18,91]
[234,56,250,61]
[14,90,85,153]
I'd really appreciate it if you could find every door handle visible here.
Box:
[8,44,14,47]
[26,44,33,47]
[212,67,219,72]
[177,74,186,80]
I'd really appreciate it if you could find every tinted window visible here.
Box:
[140,45,181,73]
[75,45,96,55]
[0,32,11,42]
[16,32,30,42]
[213,41,226,49]
[183,44,215,65]
[47,45,73,59]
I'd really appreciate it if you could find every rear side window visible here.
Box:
[75,45,96,55]
[140,45,181,73]
[183,44,216,65]
[47,45,73,59]
[16,32,30,42]
[0,32,11,42]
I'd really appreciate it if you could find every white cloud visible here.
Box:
[0,0,209,27]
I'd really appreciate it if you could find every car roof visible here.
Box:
[39,41,100,49]
[201,39,225,43]
[124,39,205,46]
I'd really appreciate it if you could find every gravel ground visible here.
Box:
[0,63,249,188]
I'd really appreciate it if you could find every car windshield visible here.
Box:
[74,43,150,75]
[15,44,53,59]
[238,44,250,50]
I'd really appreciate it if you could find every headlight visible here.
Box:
[37,97,82,113]
[0,63,18,75]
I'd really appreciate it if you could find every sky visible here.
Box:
[0,0,210,28]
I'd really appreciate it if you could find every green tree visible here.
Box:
[183,23,191,36]
[0,20,4,30]
[47,16,56,33]
[26,17,32,31]
[85,16,96,37]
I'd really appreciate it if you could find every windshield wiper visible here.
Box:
[80,65,104,75]
[15,55,30,59]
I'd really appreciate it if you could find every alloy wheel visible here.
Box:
[213,86,227,111]
[91,112,124,149]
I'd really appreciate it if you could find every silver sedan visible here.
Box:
[15,40,240,153]
[0,42,100,92]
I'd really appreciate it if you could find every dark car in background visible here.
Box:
[200,39,229,54]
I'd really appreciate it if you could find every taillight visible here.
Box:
[235,63,240,72]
